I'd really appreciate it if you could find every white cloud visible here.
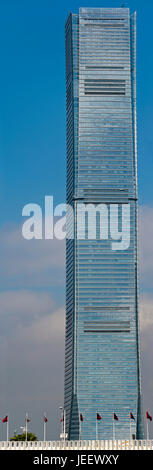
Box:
[0,303,65,440]
[0,207,152,438]
[0,222,65,289]
[0,290,55,332]
[139,206,153,288]
[16,305,65,346]
[0,205,152,290]
[140,294,153,330]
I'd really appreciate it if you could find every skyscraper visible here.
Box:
[65,7,144,440]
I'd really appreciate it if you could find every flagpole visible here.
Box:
[7,415,9,442]
[147,418,149,440]
[25,413,28,441]
[130,417,131,441]
[96,416,98,440]
[62,411,64,435]
[113,416,115,440]
[80,420,81,441]
[43,415,46,442]
[64,409,66,443]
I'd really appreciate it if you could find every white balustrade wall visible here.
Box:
[0,440,152,450]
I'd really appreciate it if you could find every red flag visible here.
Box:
[146,411,152,422]
[114,413,118,421]
[80,414,83,422]
[2,416,8,423]
[130,413,135,420]
[60,412,64,422]
[44,416,48,423]
[25,417,30,423]
[96,413,102,421]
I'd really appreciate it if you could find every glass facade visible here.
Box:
[64,7,144,440]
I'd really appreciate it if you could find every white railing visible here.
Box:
[0,440,153,450]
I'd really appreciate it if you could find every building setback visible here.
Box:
[64,7,144,440]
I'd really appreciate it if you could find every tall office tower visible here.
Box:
[65,7,144,440]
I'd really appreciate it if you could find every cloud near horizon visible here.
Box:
[0,205,152,438]
[139,205,153,290]
[0,222,65,289]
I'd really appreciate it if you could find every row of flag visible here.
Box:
[25,415,48,423]
[0,414,49,442]
[25,413,48,441]
[78,411,153,440]
[1,410,152,441]
[79,411,152,422]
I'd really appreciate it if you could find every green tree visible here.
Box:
[10,432,38,441]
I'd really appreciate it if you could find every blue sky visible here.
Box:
[0,0,152,440]
[0,0,153,225]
